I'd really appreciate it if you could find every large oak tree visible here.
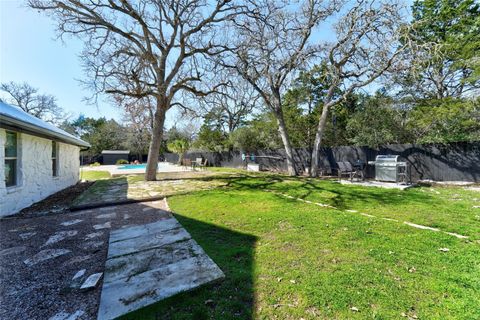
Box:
[220,0,335,175]
[310,0,410,176]
[29,0,245,180]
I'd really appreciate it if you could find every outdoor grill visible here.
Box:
[367,155,408,183]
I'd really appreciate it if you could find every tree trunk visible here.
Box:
[310,103,330,177]
[145,99,166,181]
[273,108,297,176]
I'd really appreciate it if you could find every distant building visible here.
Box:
[101,150,130,165]
[0,102,90,216]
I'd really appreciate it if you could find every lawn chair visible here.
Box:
[336,161,363,181]
[194,157,203,171]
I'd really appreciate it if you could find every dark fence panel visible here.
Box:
[164,141,480,182]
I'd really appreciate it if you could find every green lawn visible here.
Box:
[79,169,111,180]
[117,174,480,319]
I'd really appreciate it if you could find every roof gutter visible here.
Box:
[0,115,91,148]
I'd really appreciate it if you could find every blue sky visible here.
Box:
[0,0,189,126]
[1,1,412,126]
[0,1,125,121]
[0,1,328,125]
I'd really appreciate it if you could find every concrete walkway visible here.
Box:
[73,178,226,209]
[97,217,224,320]
[339,180,415,190]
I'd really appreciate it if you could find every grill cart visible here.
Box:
[368,155,409,183]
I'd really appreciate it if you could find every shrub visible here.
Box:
[89,162,101,167]
[167,139,189,165]
[116,159,129,165]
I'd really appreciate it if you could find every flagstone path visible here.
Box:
[98,217,225,320]
[73,178,226,208]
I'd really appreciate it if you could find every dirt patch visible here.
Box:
[10,182,95,219]
[0,200,171,320]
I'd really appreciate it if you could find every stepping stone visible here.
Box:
[98,219,224,320]
[42,230,78,247]
[96,212,116,219]
[49,311,69,320]
[93,222,111,230]
[0,246,26,257]
[404,222,439,231]
[19,232,37,240]
[107,227,190,258]
[109,218,180,244]
[70,269,87,288]
[72,269,86,280]
[81,241,104,250]
[99,206,116,211]
[9,226,35,232]
[85,231,103,240]
[66,310,85,320]
[63,255,92,266]
[446,232,468,239]
[60,219,83,227]
[80,272,103,290]
[24,249,71,266]
[48,310,85,320]
[104,239,206,284]
[71,211,88,216]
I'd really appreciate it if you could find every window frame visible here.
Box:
[4,131,18,187]
[52,140,59,177]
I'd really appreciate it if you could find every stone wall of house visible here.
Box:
[0,129,80,216]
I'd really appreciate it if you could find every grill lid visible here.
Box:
[375,155,399,163]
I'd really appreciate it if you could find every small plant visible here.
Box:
[116,159,129,165]
[89,162,101,167]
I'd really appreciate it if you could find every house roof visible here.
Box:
[0,102,90,148]
[101,150,130,154]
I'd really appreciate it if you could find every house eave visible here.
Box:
[0,115,91,148]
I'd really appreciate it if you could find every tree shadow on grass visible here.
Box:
[218,175,433,211]
[120,213,258,320]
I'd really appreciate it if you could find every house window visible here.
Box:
[5,131,17,187]
[52,141,58,176]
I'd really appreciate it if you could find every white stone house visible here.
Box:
[0,102,90,216]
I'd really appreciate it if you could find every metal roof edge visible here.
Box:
[0,114,91,148]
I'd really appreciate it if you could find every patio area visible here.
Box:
[338,179,415,190]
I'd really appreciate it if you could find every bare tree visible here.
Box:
[199,72,260,133]
[310,0,410,177]
[117,95,154,160]
[0,82,67,124]
[29,0,245,180]
[220,0,334,175]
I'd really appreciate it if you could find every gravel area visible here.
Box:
[15,182,94,218]
[0,200,171,320]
